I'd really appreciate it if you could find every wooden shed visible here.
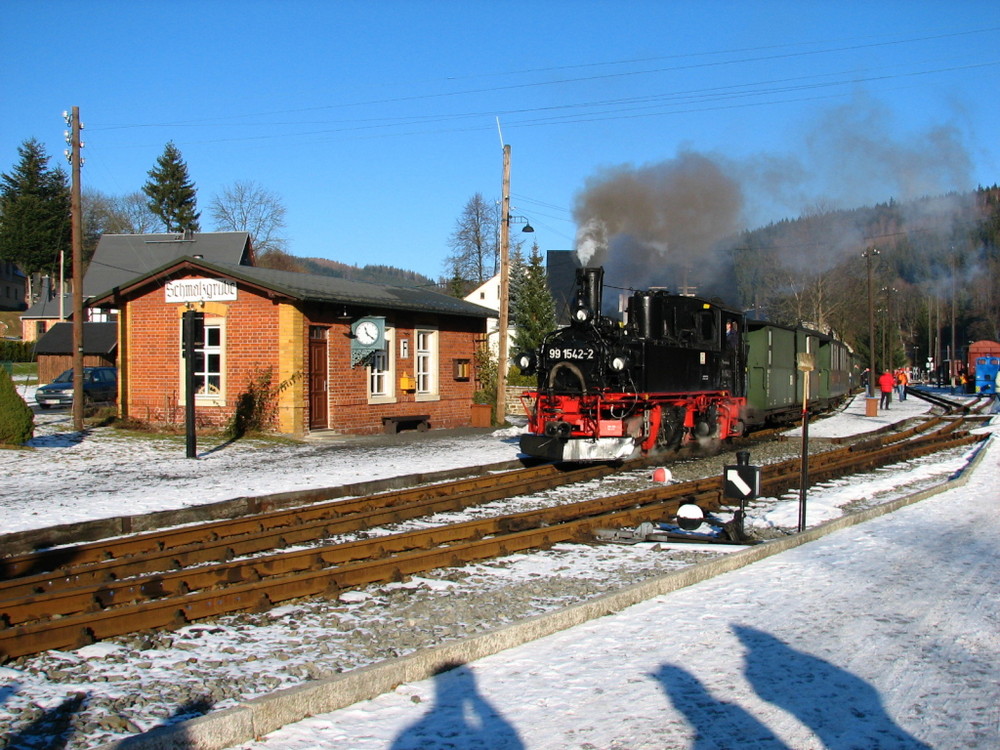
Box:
[32,322,118,384]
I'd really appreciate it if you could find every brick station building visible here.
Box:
[89,256,494,437]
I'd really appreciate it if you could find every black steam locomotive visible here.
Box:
[515,267,747,461]
[515,267,853,462]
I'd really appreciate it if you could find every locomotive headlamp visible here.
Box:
[611,354,629,371]
[574,305,593,323]
[514,351,536,375]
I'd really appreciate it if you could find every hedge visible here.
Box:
[0,340,35,362]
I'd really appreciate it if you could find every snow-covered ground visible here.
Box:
[1,383,524,536]
[230,395,999,750]
[1,383,997,749]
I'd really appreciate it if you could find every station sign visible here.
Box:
[165,277,237,303]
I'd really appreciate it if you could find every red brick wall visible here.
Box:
[125,278,283,429]
[305,307,483,435]
[121,276,486,435]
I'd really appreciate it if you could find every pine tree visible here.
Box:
[0,367,34,445]
[142,142,200,232]
[0,138,71,276]
[512,243,557,354]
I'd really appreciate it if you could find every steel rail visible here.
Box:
[0,418,985,661]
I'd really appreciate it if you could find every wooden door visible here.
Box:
[309,327,328,430]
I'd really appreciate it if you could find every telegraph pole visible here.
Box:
[496,144,511,426]
[864,247,879,397]
[66,107,85,432]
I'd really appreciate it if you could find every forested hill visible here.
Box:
[285,255,437,289]
[729,184,1000,366]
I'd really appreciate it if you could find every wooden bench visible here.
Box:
[382,414,431,434]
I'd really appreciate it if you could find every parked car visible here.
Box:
[35,366,118,409]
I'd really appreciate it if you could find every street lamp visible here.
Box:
[863,247,880,397]
[496,144,534,425]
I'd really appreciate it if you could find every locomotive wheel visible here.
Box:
[656,406,684,450]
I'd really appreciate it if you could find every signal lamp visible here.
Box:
[676,502,704,531]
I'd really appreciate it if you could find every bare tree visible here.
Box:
[445,193,499,286]
[84,189,159,236]
[118,191,161,234]
[209,180,287,253]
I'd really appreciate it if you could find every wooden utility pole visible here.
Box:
[495,144,511,425]
[864,247,878,397]
[67,106,85,432]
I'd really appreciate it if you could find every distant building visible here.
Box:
[20,277,71,342]
[463,273,512,357]
[0,260,27,313]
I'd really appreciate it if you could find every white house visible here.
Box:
[463,273,514,356]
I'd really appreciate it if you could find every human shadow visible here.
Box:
[390,660,524,750]
[3,691,87,750]
[734,625,931,749]
[113,697,214,748]
[650,664,790,749]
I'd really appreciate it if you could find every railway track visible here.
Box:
[0,410,988,662]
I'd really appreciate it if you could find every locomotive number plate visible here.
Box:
[549,347,595,360]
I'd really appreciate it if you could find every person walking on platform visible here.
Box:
[896,369,908,401]
[879,370,895,409]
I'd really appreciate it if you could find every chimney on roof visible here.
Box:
[183,228,194,241]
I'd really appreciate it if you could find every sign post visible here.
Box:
[182,309,203,459]
[797,352,815,532]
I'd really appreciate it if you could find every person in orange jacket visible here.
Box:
[878,370,895,409]
[896,369,909,401]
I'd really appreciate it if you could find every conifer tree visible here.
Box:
[0,138,71,276]
[0,368,33,445]
[512,243,557,354]
[142,142,200,232]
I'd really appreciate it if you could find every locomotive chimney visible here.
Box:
[576,267,604,317]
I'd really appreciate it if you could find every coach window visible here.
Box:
[415,328,439,401]
[368,327,395,405]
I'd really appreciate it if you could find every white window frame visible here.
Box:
[415,328,439,402]
[179,316,226,407]
[368,327,395,404]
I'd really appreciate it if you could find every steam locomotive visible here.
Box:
[515,267,853,462]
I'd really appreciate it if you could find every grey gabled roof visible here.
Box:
[90,257,496,320]
[83,232,252,298]
[21,277,71,319]
[33,322,118,356]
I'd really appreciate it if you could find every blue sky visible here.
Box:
[3,1,998,282]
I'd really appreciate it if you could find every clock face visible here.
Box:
[355,320,380,345]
